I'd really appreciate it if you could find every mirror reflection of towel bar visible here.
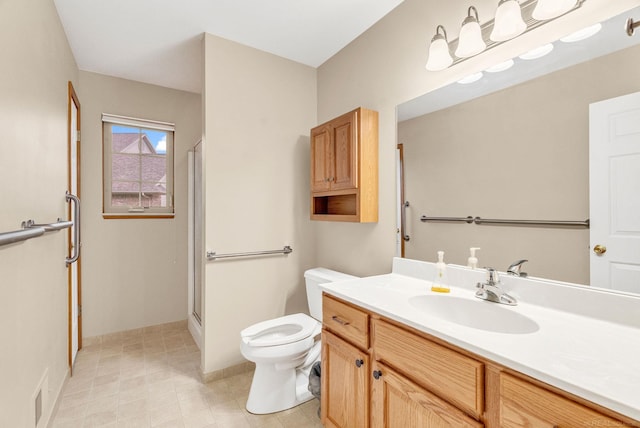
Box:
[420,216,475,224]
[206,245,293,261]
[420,216,589,228]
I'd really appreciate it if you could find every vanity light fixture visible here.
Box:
[532,0,577,21]
[490,0,527,42]
[425,25,454,71]
[425,0,586,72]
[519,43,554,60]
[560,22,602,42]
[455,6,486,58]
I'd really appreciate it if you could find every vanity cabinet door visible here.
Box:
[371,362,484,428]
[373,319,484,419]
[499,372,625,428]
[322,330,370,428]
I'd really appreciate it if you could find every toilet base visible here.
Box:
[245,362,315,414]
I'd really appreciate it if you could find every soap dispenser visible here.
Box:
[467,247,481,269]
[431,251,450,293]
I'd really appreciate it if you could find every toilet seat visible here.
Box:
[241,313,320,347]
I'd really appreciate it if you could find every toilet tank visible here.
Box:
[304,268,358,321]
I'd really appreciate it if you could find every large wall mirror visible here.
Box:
[397,6,640,295]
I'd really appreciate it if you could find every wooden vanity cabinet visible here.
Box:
[310,107,378,222]
[321,293,639,428]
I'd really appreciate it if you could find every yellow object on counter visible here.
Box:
[431,285,451,293]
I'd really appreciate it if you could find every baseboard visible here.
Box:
[187,315,202,350]
[82,319,188,346]
[200,361,255,383]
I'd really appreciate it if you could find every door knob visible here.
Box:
[593,244,607,255]
[372,370,382,380]
[355,359,363,368]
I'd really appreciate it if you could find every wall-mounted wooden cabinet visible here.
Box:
[310,107,378,222]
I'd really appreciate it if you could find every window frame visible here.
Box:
[102,113,175,219]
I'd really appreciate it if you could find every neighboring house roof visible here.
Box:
[112,133,166,194]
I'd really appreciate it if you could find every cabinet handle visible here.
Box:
[373,370,382,380]
[355,359,364,368]
[331,315,350,326]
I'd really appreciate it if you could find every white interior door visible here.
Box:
[68,83,81,368]
[589,91,640,293]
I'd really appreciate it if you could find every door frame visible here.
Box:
[67,81,82,368]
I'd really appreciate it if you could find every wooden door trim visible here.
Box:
[67,81,82,370]
[397,144,406,258]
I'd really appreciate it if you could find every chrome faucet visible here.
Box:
[475,268,517,306]
[507,259,528,277]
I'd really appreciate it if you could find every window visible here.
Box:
[102,114,174,217]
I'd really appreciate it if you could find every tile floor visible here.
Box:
[51,322,323,428]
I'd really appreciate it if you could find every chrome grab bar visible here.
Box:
[21,219,73,232]
[401,201,410,242]
[206,245,293,261]
[0,193,81,256]
[420,215,589,228]
[474,217,590,228]
[66,192,81,265]
[0,227,46,247]
[421,215,475,224]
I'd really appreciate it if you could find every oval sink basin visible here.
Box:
[409,295,539,334]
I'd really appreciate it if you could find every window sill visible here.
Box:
[103,213,175,220]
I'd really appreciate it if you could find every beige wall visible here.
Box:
[399,44,640,284]
[78,71,201,337]
[0,0,78,426]
[201,34,317,373]
[315,0,640,278]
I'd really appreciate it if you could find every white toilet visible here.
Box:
[240,268,356,414]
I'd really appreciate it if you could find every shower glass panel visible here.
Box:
[193,141,203,324]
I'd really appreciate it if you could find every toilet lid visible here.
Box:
[241,313,320,347]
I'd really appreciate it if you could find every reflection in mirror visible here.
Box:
[397,7,640,294]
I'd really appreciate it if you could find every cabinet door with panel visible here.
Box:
[310,124,332,192]
[373,319,484,419]
[371,362,484,428]
[322,330,370,428]
[330,110,358,190]
[499,372,626,428]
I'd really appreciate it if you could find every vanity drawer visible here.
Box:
[373,319,484,419]
[323,294,369,350]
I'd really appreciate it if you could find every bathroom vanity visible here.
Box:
[320,258,640,427]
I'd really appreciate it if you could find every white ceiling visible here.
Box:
[54,0,405,94]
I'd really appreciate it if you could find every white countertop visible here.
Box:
[320,270,640,421]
